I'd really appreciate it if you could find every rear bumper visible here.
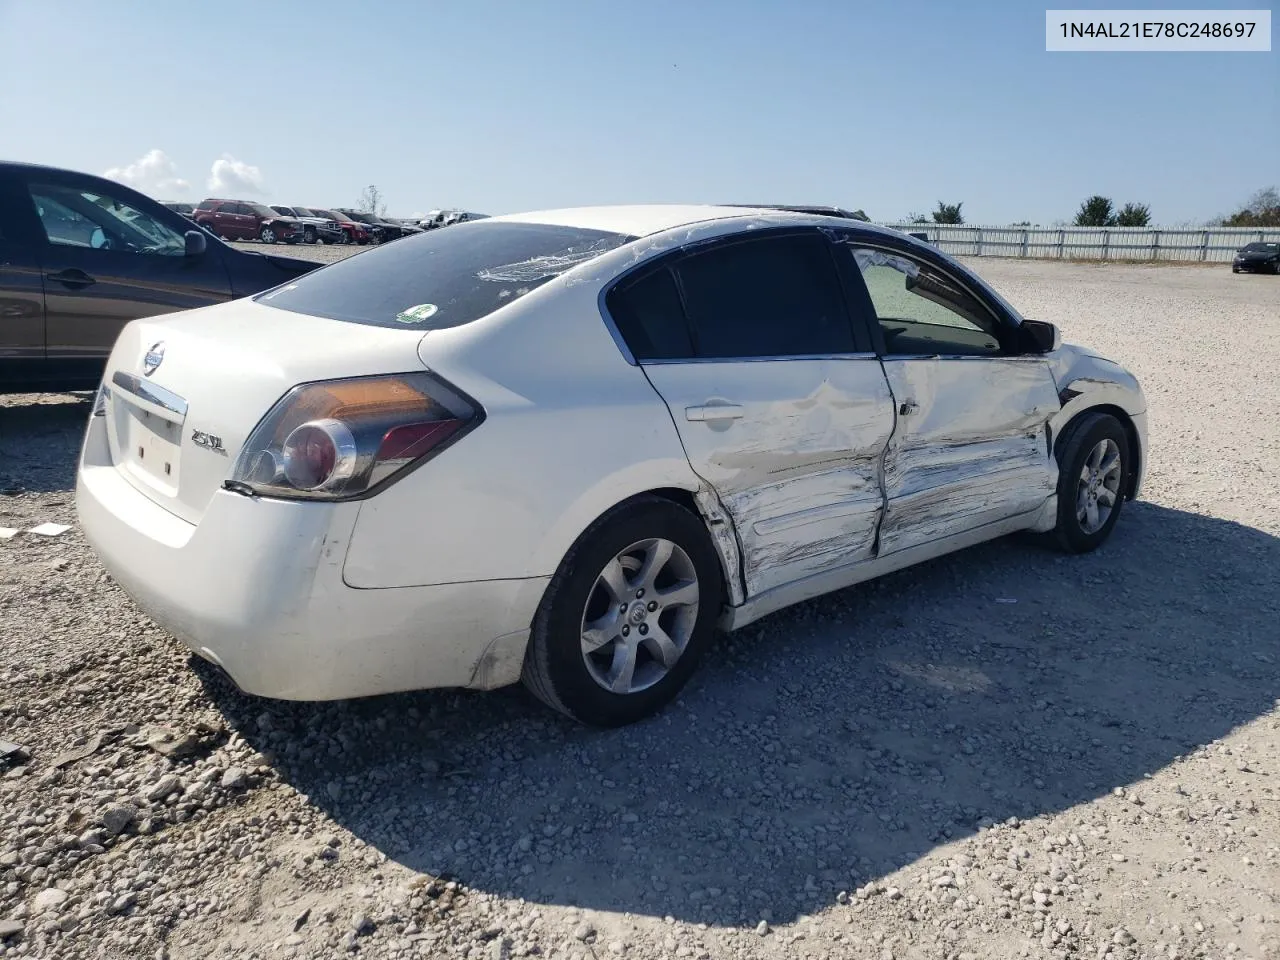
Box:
[76,416,547,700]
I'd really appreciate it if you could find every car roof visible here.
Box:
[488,204,903,240]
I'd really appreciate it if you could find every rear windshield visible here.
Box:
[256,220,636,329]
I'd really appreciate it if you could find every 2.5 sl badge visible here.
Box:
[191,430,225,453]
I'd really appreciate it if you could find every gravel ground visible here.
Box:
[1,259,1278,960]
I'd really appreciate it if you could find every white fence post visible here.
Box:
[1021,229,1029,256]
[1057,230,1065,259]
[1102,231,1110,261]
[1201,231,1209,262]
[1151,230,1160,261]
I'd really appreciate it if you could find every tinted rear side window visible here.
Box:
[675,233,855,358]
[257,221,636,329]
[607,268,694,360]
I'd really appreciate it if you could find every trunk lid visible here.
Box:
[101,299,428,525]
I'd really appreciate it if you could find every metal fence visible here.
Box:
[875,224,1280,263]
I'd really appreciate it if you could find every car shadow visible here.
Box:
[0,393,91,494]
[197,499,1279,929]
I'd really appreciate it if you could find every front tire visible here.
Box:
[1052,412,1131,553]
[522,497,723,727]
[259,226,277,244]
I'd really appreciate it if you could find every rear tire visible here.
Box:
[1052,412,1131,553]
[522,496,723,727]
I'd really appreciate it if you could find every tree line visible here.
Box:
[883,187,1278,228]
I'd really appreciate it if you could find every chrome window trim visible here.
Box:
[110,370,188,419]
[880,353,1021,362]
[640,352,879,365]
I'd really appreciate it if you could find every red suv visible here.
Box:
[193,199,303,244]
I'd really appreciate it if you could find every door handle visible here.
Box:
[898,399,919,416]
[47,269,96,289]
[685,403,744,422]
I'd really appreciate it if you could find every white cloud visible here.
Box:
[207,154,265,195]
[103,149,190,198]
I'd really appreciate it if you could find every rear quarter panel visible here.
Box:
[340,272,702,588]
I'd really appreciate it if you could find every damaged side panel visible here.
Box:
[642,358,895,598]
[878,357,1060,555]
[692,483,746,607]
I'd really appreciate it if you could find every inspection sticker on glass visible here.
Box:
[395,303,438,323]
[1047,9,1271,51]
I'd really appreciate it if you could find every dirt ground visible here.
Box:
[1,257,1278,960]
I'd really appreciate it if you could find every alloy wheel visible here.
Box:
[579,538,700,695]
[1076,438,1122,534]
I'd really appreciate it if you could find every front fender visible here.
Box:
[1044,345,1148,498]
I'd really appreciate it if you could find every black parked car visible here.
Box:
[0,161,319,393]
[1232,241,1280,274]
[334,209,424,242]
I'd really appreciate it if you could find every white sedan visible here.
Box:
[76,205,1147,726]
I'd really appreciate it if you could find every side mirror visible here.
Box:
[184,230,207,257]
[90,227,107,249]
[1018,318,1061,354]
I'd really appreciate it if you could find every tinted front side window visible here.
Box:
[675,233,855,358]
[258,221,635,329]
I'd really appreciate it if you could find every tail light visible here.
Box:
[226,373,482,501]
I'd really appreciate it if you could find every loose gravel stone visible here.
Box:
[31,889,67,913]
[144,774,181,802]
[100,804,135,836]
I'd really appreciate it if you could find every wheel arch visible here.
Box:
[531,478,746,615]
[1052,402,1142,501]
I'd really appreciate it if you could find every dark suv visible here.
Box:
[308,208,375,245]
[334,209,424,242]
[0,161,319,393]
[193,199,304,244]
[270,205,345,245]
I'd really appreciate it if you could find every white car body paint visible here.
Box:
[877,357,1061,555]
[76,204,1148,701]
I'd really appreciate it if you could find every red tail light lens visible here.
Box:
[281,418,358,491]
[228,373,481,500]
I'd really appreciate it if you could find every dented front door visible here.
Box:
[644,359,895,597]
[877,357,1060,555]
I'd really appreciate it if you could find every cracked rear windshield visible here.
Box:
[256,221,636,329]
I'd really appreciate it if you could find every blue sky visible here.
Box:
[0,0,1274,224]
